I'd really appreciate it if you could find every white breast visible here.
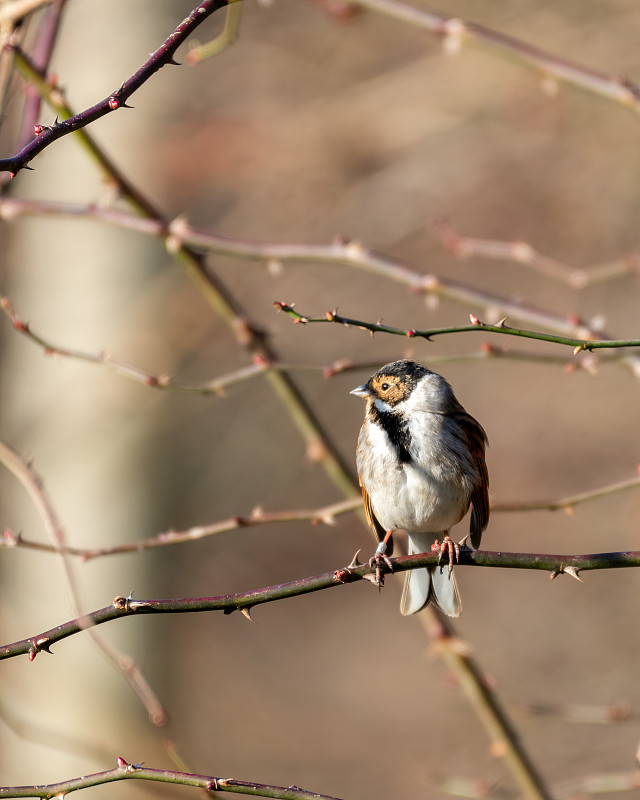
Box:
[357,417,472,534]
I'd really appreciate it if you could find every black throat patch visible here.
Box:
[371,404,413,465]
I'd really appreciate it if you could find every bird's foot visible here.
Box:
[434,533,459,576]
[368,540,393,588]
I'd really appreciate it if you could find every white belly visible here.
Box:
[372,462,469,532]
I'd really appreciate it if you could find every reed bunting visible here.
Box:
[351,359,489,617]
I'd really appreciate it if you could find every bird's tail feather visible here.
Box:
[400,532,461,617]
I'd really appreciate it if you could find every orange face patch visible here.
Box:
[370,374,411,406]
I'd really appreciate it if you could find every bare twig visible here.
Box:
[0,758,342,800]
[0,439,167,724]
[186,0,242,64]
[435,220,640,289]
[493,473,640,513]
[351,0,640,113]
[1,497,362,558]
[3,470,640,559]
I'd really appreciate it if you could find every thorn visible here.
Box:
[239,607,255,622]
[29,636,53,660]
[335,550,364,582]
[563,566,583,582]
[496,317,508,327]
[573,345,583,355]
[167,58,181,66]
[469,313,481,326]
[117,757,129,768]
[35,637,53,653]
[549,569,560,580]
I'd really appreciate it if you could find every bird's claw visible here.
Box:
[368,541,393,588]
[436,533,459,576]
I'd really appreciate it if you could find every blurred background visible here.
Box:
[1,1,640,798]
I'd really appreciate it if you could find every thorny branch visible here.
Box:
[0,0,229,176]
[2,549,640,661]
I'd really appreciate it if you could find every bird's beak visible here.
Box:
[350,383,370,398]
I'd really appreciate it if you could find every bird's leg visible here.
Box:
[368,530,394,587]
[436,531,459,576]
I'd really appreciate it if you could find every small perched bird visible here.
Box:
[351,359,489,617]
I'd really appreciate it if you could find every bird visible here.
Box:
[351,359,489,617]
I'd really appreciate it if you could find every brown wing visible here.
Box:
[360,478,394,556]
[458,412,489,550]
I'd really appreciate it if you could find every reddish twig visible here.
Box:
[13,0,69,153]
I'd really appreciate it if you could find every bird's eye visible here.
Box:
[380,383,390,392]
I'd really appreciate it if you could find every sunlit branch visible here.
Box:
[275,302,640,352]
[0,758,341,800]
